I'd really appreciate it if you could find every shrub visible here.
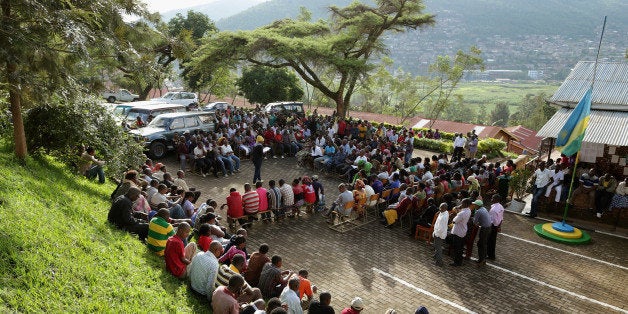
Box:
[411,128,456,141]
[24,96,145,178]
[478,138,507,158]
[413,137,453,153]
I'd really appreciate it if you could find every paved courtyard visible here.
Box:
[162,155,628,313]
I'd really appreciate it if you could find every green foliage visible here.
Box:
[168,11,217,44]
[236,66,304,105]
[23,97,144,178]
[413,138,453,153]
[477,138,507,159]
[510,93,557,131]
[510,167,533,200]
[0,144,206,312]
[489,103,510,127]
[193,0,436,116]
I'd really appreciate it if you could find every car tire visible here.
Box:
[149,142,166,159]
[107,96,116,103]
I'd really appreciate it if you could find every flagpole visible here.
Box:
[559,16,606,225]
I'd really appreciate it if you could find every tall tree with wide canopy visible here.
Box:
[0,0,146,160]
[192,0,435,117]
[236,66,304,105]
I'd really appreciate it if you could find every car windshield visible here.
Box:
[113,106,130,116]
[158,92,175,99]
[147,116,169,128]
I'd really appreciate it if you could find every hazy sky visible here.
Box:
[142,0,212,13]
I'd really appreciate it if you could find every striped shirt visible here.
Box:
[147,216,175,256]
[242,191,260,214]
[215,264,253,292]
[268,187,282,210]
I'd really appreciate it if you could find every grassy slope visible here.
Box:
[455,82,560,111]
[0,143,209,313]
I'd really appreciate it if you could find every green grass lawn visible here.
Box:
[455,81,560,111]
[0,143,210,313]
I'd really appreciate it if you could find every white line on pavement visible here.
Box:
[478,259,628,313]
[372,267,477,314]
[500,232,628,271]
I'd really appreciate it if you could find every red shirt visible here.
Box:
[338,120,347,136]
[164,235,186,277]
[198,235,211,252]
[226,191,244,217]
[304,184,316,204]
[263,130,275,144]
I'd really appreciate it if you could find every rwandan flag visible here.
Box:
[556,87,592,156]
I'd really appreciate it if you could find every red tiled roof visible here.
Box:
[506,125,542,153]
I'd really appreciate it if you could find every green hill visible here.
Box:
[0,143,209,312]
[213,0,628,78]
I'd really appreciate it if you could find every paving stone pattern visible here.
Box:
[162,155,628,313]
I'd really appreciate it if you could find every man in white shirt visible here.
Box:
[450,198,472,266]
[279,278,303,314]
[432,203,450,266]
[529,161,552,218]
[487,194,504,261]
[544,164,565,203]
[189,241,223,300]
[453,133,467,161]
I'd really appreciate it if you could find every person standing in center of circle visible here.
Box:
[252,135,265,183]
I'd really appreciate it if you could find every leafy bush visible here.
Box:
[24,97,145,178]
[413,137,453,153]
[510,167,533,200]
[477,138,507,158]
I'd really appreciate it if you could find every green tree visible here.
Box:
[236,66,304,105]
[490,103,510,127]
[192,0,436,117]
[510,93,556,130]
[0,0,146,160]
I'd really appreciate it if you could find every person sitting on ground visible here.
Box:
[196,223,213,252]
[147,208,176,256]
[341,297,364,314]
[164,222,197,278]
[79,146,106,184]
[296,269,317,310]
[258,255,294,299]
[263,297,283,314]
[243,243,270,288]
[215,254,263,305]
[153,163,166,181]
[198,213,230,245]
[280,278,303,314]
[189,241,223,299]
[212,274,246,314]
[108,187,149,242]
[195,198,217,226]
[219,234,248,266]
[308,292,335,314]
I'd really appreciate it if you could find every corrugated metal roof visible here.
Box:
[536,108,628,146]
[505,125,543,152]
[549,61,628,110]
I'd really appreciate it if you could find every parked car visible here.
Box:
[130,111,217,159]
[264,101,305,118]
[123,103,187,129]
[203,102,234,113]
[102,89,139,103]
[151,91,199,109]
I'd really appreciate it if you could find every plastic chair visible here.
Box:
[415,211,439,243]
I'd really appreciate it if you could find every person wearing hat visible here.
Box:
[341,297,364,314]
[472,199,491,266]
[251,135,265,183]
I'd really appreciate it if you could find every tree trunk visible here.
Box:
[139,83,153,101]
[6,62,27,160]
[335,95,347,118]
